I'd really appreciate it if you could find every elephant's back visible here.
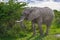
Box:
[40,7,54,18]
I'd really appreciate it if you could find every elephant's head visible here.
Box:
[19,7,40,22]
[18,7,32,22]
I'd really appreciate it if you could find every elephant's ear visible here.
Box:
[28,9,40,21]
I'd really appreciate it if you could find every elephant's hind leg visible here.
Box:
[45,21,51,36]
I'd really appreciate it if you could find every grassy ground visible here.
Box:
[0,25,60,40]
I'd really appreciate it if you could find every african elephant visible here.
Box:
[17,7,54,36]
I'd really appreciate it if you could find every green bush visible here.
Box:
[0,0,26,37]
[54,10,60,28]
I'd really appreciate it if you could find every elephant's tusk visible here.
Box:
[16,17,25,23]
[16,20,23,22]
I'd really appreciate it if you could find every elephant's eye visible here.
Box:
[22,13,26,16]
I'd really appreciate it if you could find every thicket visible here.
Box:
[0,0,26,37]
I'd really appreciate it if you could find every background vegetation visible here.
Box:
[0,0,60,40]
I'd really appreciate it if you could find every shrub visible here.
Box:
[0,0,26,37]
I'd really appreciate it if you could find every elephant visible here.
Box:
[17,7,55,36]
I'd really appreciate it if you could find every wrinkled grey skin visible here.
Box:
[19,7,54,36]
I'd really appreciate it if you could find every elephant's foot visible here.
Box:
[40,33,44,37]
[44,33,48,36]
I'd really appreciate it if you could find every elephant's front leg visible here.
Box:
[37,19,44,36]
[20,21,26,31]
[32,21,36,36]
